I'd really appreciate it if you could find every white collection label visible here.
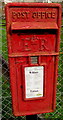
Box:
[25,66,44,99]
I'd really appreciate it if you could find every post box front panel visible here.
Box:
[5,3,61,116]
[11,31,56,53]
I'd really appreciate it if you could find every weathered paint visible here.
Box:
[5,3,61,116]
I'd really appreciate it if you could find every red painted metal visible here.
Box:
[11,22,58,30]
[5,3,61,116]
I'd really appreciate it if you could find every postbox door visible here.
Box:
[9,55,55,114]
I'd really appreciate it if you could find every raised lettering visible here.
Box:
[36,12,41,19]
[32,11,56,19]
[47,12,52,18]
[40,39,48,51]
[21,37,49,52]
[41,12,46,19]
[21,12,26,19]
[12,11,30,19]
[52,12,56,19]
[32,12,37,18]
[17,12,21,18]
[12,11,56,20]
[25,12,29,19]
[24,38,31,51]
[12,12,17,19]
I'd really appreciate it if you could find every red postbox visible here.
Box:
[5,3,61,116]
